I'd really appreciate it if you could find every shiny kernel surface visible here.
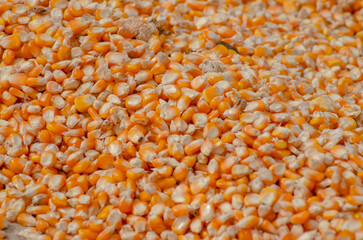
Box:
[0,0,363,239]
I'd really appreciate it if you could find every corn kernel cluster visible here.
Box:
[0,0,363,239]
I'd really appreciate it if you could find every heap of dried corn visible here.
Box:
[0,0,363,239]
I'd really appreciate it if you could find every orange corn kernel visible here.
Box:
[0,35,21,50]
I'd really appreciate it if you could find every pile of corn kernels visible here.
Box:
[0,0,363,239]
